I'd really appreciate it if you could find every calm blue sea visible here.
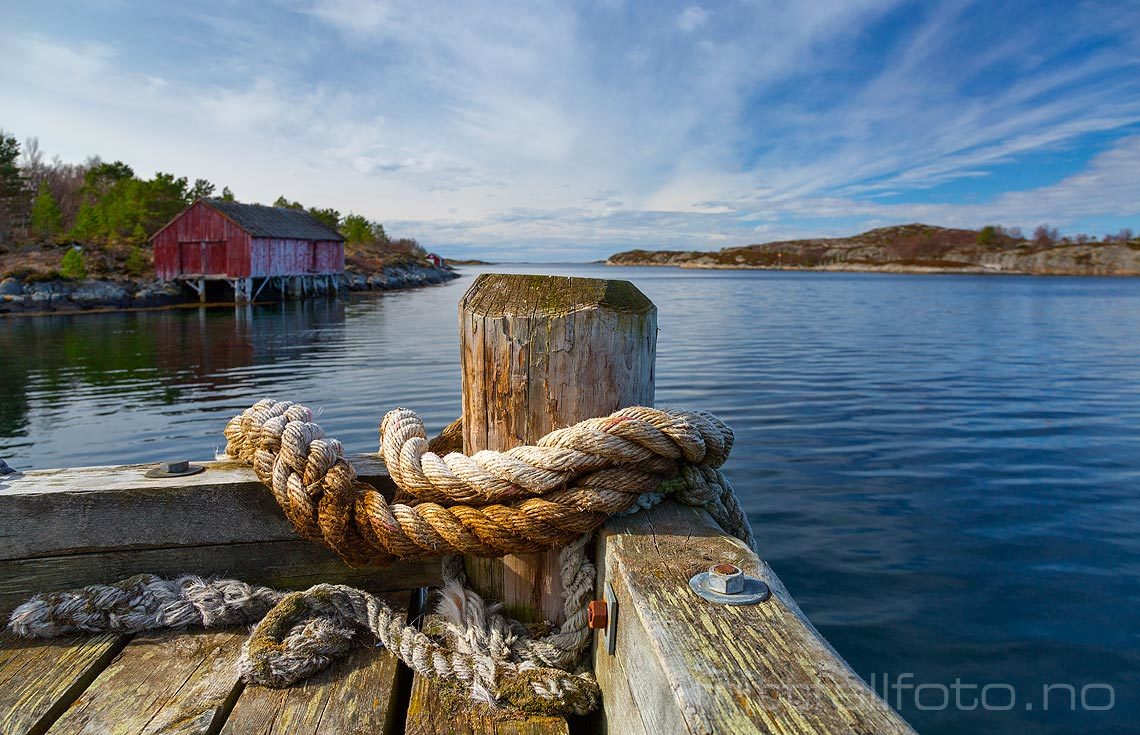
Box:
[2,264,1139,734]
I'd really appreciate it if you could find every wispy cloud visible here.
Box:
[677,6,709,32]
[1,0,1138,259]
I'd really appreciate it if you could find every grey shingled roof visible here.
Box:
[203,199,345,241]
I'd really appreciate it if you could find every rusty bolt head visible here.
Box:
[707,563,744,594]
[587,599,608,630]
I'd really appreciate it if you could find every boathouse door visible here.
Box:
[178,240,226,275]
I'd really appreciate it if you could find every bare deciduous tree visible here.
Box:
[1033,224,1060,245]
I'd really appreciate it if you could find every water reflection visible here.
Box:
[0,300,350,464]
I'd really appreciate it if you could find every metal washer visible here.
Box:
[144,462,206,479]
[689,571,771,605]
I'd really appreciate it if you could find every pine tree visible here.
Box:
[307,207,341,231]
[341,213,376,244]
[188,179,215,200]
[274,195,304,210]
[60,247,87,280]
[30,182,62,238]
[125,245,148,276]
[0,131,27,244]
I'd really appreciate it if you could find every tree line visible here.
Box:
[976,224,1134,247]
[0,129,424,260]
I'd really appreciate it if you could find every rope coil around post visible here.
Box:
[221,398,746,565]
[9,399,755,716]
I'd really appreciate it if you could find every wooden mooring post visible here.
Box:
[459,274,657,623]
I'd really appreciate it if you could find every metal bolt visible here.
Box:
[587,599,608,630]
[143,460,205,478]
[689,561,771,605]
[707,563,745,594]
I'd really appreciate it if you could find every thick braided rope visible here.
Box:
[7,574,599,715]
[222,399,735,566]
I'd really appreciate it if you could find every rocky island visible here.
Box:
[607,224,1140,276]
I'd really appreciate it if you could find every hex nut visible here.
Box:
[143,460,205,479]
[587,599,608,630]
[707,563,744,594]
[690,564,771,606]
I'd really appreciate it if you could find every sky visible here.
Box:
[2,0,1139,261]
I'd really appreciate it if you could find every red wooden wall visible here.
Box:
[249,239,344,277]
[152,201,251,279]
[152,201,344,279]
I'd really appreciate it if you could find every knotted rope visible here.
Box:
[220,399,743,565]
[9,400,754,716]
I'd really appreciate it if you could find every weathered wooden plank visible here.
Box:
[46,630,246,735]
[0,633,129,735]
[220,590,414,735]
[0,452,434,620]
[0,453,392,559]
[591,644,651,735]
[594,500,916,735]
[0,540,440,618]
[404,616,570,735]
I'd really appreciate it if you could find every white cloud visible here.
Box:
[304,0,392,34]
[677,6,708,32]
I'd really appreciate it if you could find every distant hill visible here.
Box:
[607,224,1140,276]
[447,258,493,266]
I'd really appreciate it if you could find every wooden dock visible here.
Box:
[0,274,916,734]
[1,593,413,735]
[177,273,338,304]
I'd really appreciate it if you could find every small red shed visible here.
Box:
[150,198,345,301]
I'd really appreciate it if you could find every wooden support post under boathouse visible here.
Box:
[149,198,345,304]
[0,274,916,735]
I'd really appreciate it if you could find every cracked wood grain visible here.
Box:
[594,501,917,735]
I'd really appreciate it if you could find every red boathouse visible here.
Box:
[150,198,345,302]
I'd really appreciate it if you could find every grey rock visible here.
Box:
[0,278,22,296]
[70,280,130,304]
[133,279,184,303]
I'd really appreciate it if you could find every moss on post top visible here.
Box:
[460,273,654,317]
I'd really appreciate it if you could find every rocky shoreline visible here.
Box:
[0,262,459,315]
[607,224,1140,277]
[617,258,1138,276]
